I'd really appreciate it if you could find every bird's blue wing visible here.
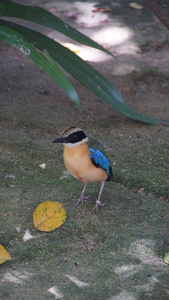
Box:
[88,137,112,179]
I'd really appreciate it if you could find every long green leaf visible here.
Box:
[0,24,80,109]
[0,20,123,105]
[0,0,117,59]
[0,20,168,126]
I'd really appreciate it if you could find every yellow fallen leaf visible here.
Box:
[62,43,81,53]
[0,245,11,264]
[33,201,67,232]
[164,253,169,265]
[129,2,143,10]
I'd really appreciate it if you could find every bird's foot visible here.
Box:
[87,200,106,214]
[74,195,90,207]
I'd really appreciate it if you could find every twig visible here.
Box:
[143,0,169,30]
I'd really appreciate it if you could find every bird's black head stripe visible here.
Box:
[66,130,86,143]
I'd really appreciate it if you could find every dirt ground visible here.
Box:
[0,0,169,299]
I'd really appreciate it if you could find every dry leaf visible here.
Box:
[0,245,11,264]
[33,201,67,232]
[92,7,111,13]
[129,2,143,10]
[62,43,81,54]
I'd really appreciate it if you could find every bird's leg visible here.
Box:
[88,181,105,213]
[74,181,89,207]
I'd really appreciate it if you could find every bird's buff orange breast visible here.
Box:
[63,143,108,183]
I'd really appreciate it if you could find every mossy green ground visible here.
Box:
[0,0,169,299]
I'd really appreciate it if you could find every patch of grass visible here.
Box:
[112,142,169,198]
[140,39,169,53]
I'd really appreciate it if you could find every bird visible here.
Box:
[52,126,113,213]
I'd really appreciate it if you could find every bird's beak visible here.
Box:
[52,137,64,143]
